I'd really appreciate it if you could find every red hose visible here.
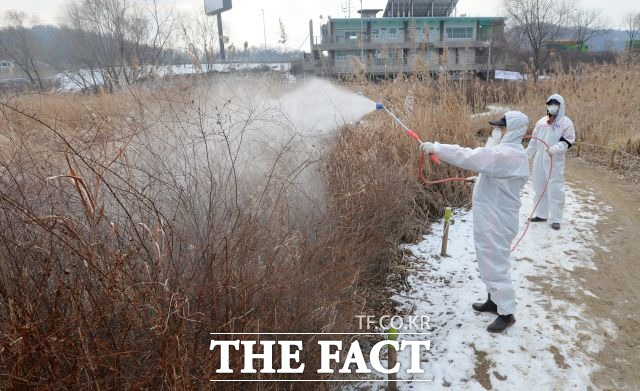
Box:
[510,136,552,253]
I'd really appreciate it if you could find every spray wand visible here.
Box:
[375,102,441,165]
[375,102,471,185]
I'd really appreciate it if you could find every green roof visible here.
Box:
[332,16,505,22]
[329,16,504,28]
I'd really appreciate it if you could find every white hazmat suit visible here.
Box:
[432,111,530,315]
[526,94,576,225]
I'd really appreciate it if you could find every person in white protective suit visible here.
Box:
[419,111,530,332]
[526,94,576,230]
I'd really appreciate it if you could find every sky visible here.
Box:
[0,0,638,50]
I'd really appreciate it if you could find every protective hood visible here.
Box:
[547,93,566,120]
[500,111,529,145]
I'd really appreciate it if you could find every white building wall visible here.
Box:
[460,48,476,64]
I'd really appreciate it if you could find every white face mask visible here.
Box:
[547,104,560,115]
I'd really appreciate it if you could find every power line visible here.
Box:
[295,33,310,52]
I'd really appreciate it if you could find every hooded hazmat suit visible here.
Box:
[526,94,576,224]
[432,111,530,315]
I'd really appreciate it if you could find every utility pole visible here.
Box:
[483,40,492,79]
[262,9,267,50]
[342,0,352,18]
[217,13,226,61]
[489,40,493,69]
[488,39,492,76]
[360,0,364,59]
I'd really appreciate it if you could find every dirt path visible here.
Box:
[564,159,640,390]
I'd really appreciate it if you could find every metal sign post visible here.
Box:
[217,13,226,61]
[204,0,233,62]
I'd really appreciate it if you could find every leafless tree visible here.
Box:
[278,18,288,48]
[502,0,576,80]
[571,8,608,49]
[502,24,529,72]
[179,11,218,72]
[62,0,175,92]
[623,12,640,52]
[0,11,46,89]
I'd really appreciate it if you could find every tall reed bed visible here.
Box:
[471,62,640,154]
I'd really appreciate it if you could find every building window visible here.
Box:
[346,32,359,41]
[371,27,401,41]
[445,27,474,40]
[408,27,426,40]
[371,28,384,41]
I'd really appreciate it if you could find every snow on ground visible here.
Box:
[345,181,616,390]
[494,70,551,81]
[471,105,511,119]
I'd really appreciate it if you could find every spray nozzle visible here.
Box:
[375,102,385,110]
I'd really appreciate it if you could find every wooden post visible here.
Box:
[387,328,398,391]
[610,148,617,169]
[440,207,453,257]
[576,141,581,157]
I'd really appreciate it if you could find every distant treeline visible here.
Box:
[0,2,302,92]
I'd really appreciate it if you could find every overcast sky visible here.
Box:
[0,0,638,50]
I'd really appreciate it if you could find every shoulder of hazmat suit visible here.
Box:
[433,111,530,316]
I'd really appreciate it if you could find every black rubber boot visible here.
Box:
[487,314,516,333]
[472,294,498,314]
[528,216,547,222]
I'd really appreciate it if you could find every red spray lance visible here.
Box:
[375,102,469,185]
[375,102,441,164]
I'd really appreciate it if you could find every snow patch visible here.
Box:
[344,182,615,390]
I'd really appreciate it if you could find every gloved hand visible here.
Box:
[526,146,536,160]
[485,128,502,148]
[420,142,435,155]
[547,144,563,156]
[465,176,478,183]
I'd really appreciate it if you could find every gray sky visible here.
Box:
[0,0,638,50]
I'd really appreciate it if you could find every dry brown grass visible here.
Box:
[3,60,634,388]
[471,61,640,153]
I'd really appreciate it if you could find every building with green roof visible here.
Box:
[303,0,505,79]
